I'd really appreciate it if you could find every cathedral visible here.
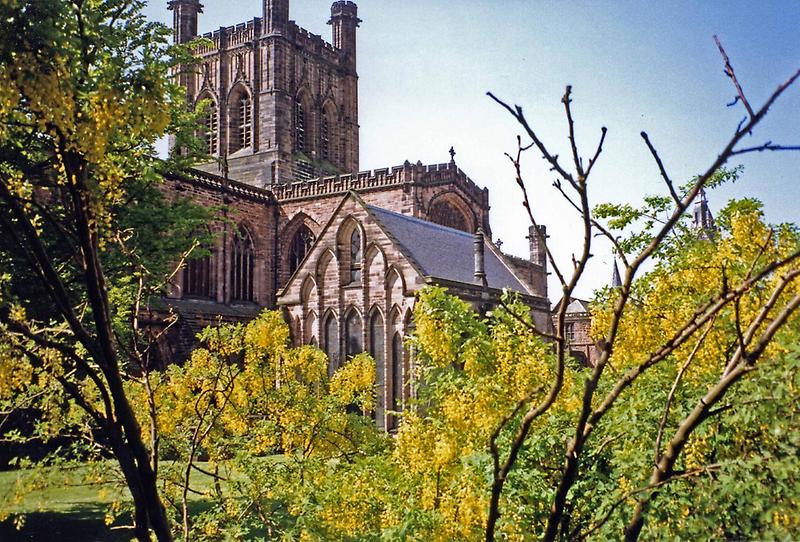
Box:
[157,0,576,427]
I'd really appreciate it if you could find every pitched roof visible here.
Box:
[366,205,531,294]
[552,297,591,314]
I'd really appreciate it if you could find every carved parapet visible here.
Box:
[271,161,489,206]
[172,168,275,204]
[418,161,489,208]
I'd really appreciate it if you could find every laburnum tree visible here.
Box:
[140,310,384,541]
[478,39,800,541]
[171,39,799,542]
[0,1,208,541]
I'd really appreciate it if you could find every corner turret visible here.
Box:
[167,0,203,44]
[264,0,289,35]
[329,1,360,71]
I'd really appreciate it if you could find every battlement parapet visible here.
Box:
[228,19,257,46]
[272,161,489,207]
[288,22,341,63]
[195,19,340,63]
[330,1,359,19]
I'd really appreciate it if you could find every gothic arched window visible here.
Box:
[390,331,404,429]
[294,96,306,152]
[429,200,470,232]
[345,309,362,358]
[324,313,339,373]
[369,310,385,424]
[289,225,315,276]
[304,311,317,346]
[321,106,334,162]
[231,226,254,302]
[200,101,218,156]
[238,94,252,150]
[228,91,251,153]
[349,228,362,283]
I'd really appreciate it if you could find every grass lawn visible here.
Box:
[0,462,219,541]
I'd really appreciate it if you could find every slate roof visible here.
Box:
[367,205,531,294]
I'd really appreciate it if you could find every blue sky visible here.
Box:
[143,1,800,298]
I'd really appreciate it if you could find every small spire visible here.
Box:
[692,188,716,239]
[611,258,622,289]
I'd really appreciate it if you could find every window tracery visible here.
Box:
[183,247,214,299]
[231,226,254,302]
[429,200,469,232]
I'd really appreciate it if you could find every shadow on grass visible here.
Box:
[0,502,134,542]
[0,500,266,541]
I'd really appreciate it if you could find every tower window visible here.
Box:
[228,92,251,153]
[231,226,255,302]
[429,200,469,232]
[294,96,306,152]
[288,225,315,276]
[239,95,252,150]
[202,103,218,156]
[321,114,330,161]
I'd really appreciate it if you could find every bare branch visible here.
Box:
[640,131,681,206]
[654,317,716,466]
[714,35,755,120]
[730,142,800,156]
[562,86,585,178]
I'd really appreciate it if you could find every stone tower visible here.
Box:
[173,0,360,186]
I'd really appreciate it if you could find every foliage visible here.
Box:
[569,198,799,539]
[172,199,797,542]
[144,310,387,540]
[0,0,210,540]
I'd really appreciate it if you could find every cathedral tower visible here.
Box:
[176,1,361,186]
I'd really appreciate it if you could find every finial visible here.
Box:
[449,146,456,163]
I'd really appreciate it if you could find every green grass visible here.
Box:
[0,462,221,541]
